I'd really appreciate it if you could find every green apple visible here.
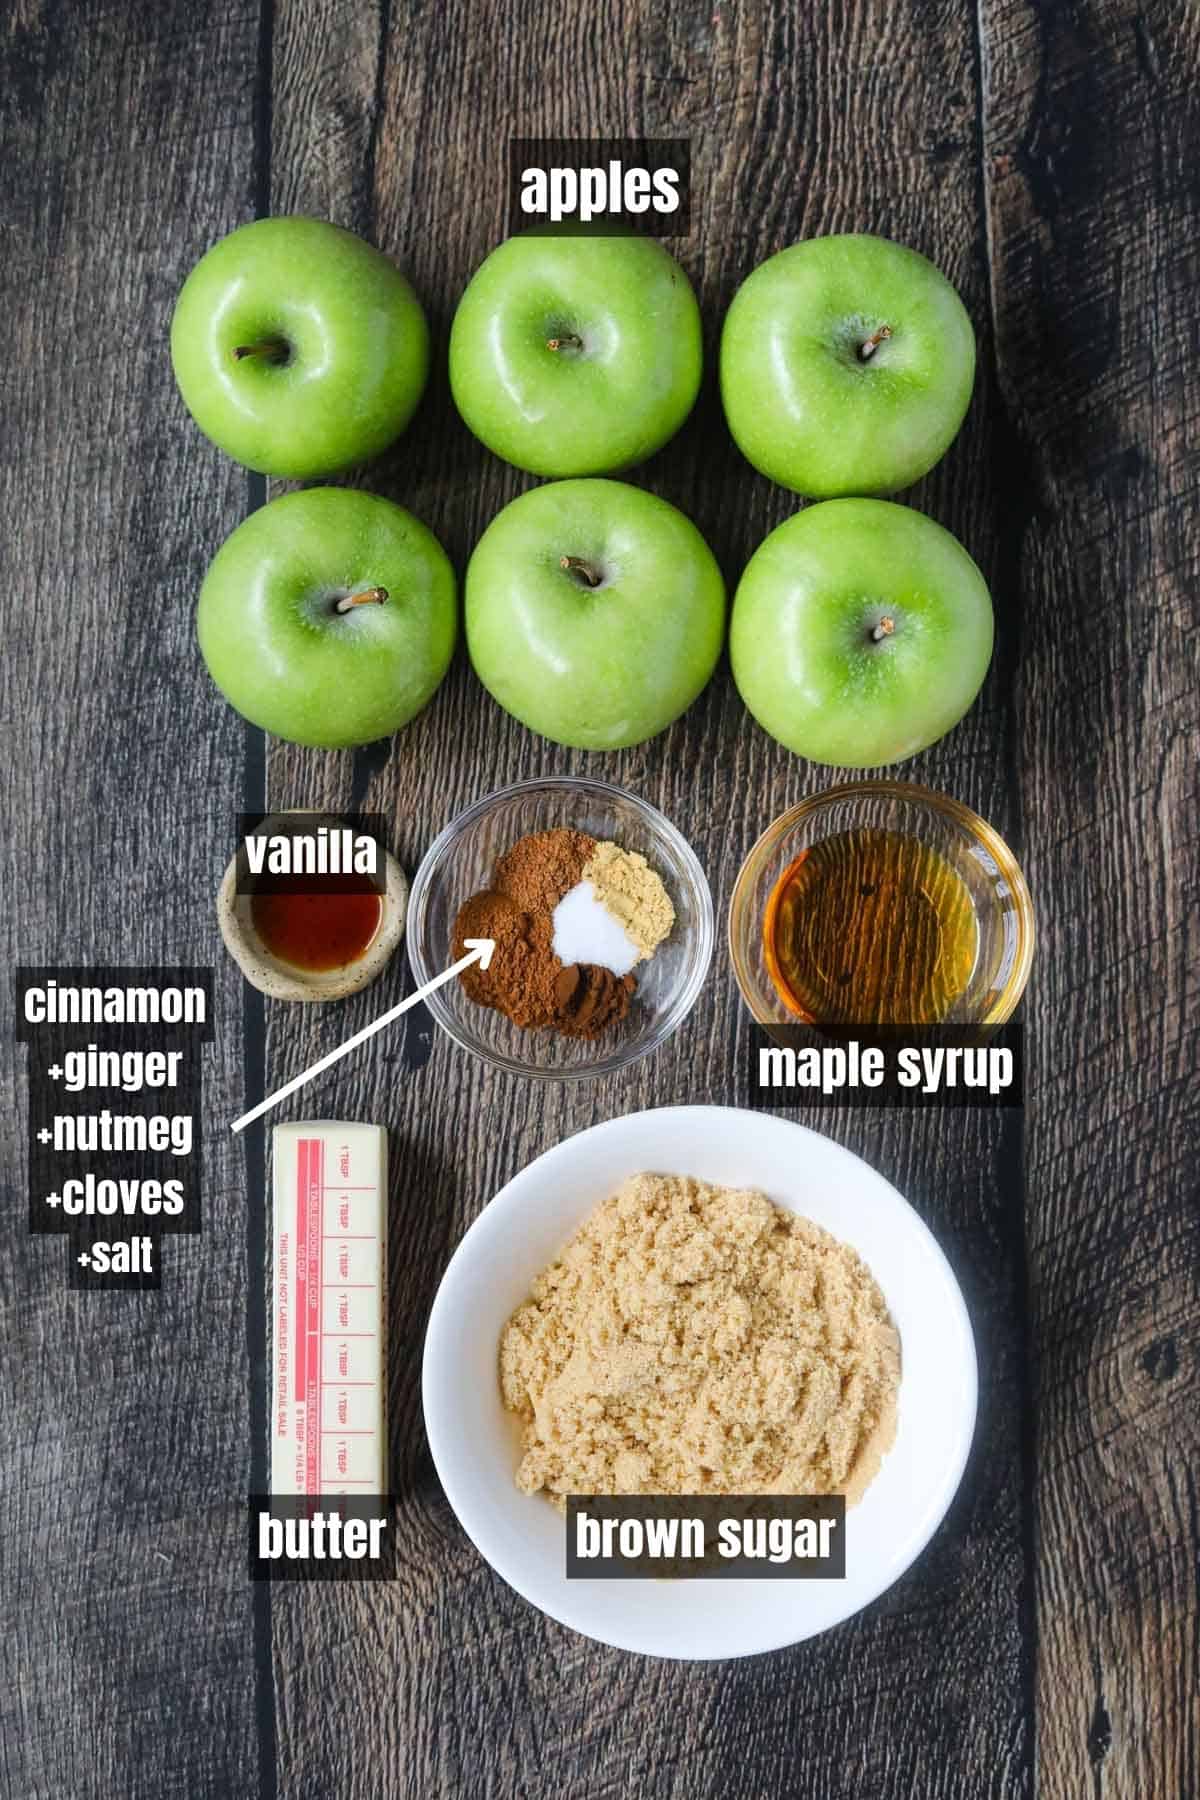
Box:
[466,480,724,749]
[197,488,456,748]
[171,217,429,479]
[449,235,702,476]
[731,499,993,766]
[720,235,975,497]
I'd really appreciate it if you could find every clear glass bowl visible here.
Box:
[408,777,714,1079]
[729,781,1035,1028]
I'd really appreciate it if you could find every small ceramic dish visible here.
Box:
[406,777,714,1079]
[217,810,408,1002]
[729,781,1035,1029]
[423,1105,978,1659]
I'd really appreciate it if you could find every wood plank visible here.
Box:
[264,1,1030,1795]
[978,1,1200,1794]
[0,2,264,1795]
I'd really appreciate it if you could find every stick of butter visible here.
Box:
[271,1121,388,1497]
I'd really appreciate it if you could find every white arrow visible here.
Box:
[230,939,495,1134]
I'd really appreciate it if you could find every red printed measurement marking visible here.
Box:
[303,1139,323,1493]
[291,1139,384,1493]
[294,1141,307,1426]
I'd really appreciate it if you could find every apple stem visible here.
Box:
[232,337,290,363]
[546,334,584,353]
[871,616,896,642]
[560,555,602,589]
[334,587,389,613]
[858,325,893,361]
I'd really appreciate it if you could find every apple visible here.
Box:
[196,488,456,748]
[449,235,702,477]
[466,480,725,749]
[720,234,975,497]
[171,217,429,479]
[730,499,993,766]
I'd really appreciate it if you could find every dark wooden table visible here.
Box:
[3,1,1196,1795]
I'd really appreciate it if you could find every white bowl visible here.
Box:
[423,1105,977,1660]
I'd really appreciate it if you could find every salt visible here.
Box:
[552,881,640,976]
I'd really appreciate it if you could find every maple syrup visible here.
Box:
[763,827,978,1025]
[251,874,382,974]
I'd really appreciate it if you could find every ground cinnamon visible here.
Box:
[452,828,636,1040]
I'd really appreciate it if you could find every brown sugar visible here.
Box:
[499,1173,901,1506]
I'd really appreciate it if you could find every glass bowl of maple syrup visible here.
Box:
[729,782,1034,1029]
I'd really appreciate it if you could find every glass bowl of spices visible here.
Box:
[407,778,714,1078]
[729,782,1034,1030]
